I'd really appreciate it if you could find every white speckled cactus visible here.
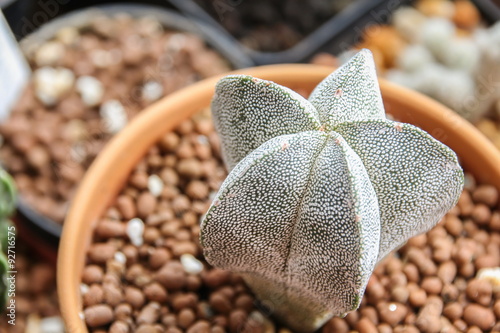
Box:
[200,50,464,332]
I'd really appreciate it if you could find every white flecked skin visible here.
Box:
[200,49,464,332]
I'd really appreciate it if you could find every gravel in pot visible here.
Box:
[80,107,500,332]
[0,6,233,243]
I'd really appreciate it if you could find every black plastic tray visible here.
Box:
[168,0,413,65]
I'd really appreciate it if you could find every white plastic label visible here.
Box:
[0,10,30,122]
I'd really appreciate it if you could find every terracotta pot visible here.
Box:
[57,64,500,332]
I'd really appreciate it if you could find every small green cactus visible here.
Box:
[201,49,464,332]
[0,168,16,311]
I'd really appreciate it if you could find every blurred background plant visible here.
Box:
[0,167,17,310]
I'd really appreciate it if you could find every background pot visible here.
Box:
[58,64,500,332]
[3,4,244,263]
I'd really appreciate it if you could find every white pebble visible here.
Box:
[392,7,426,42]
[76,76,104,107]
[148,174,164,197]
[126,218,144,247]
[55,27,80,46]
[100,100,127,134]
[396,44,434,72]
[181,254,204,274]
[142,81,163,102]
[25,314,41,332]
[165,33,187,52]
[114,251,127,264]
[34,67,75,106]
[70,143,87,163]
[80,283,89,295]
[421,18,455,57]
[197,135,209,145]
[477,267,500,286]
[40,316,65,333]
[90,49,114,68]
[35,41,65,67]
[249,311,266,323]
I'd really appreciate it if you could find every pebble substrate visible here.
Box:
[82,110,500,333]
[0,244,61,333]
[0,13,231,225]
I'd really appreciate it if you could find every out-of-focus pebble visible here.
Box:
[76,76,104,107]
[34,67,75,106]
[181,254,204,274]
[126,218,145,247]
[142,81,163,102]
[100,100,127,134]
[34,41,65,67]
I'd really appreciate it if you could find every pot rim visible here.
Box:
[58,64,500,332]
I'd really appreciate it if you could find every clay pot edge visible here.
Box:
[57,64,500,332]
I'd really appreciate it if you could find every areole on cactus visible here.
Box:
[200,49,464,332]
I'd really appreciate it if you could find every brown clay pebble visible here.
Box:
[209,292,232,315]
[186,180,209,200]
[494,300,500,318]
[415,296,443,333]
[137,192,157,217]
[83,284,104,306]
[125,286,145,309]
[82,265,104,284]
[453,0,481,29]
[187,321,210,333]
[84,304,114,327]
[409,288,427,308]
[391,285,409,304]
[114,303,132,321]
[443,302,463,321]
[421,276,443,295]
[103,283,123,307]
[356,317,377,333]
[178,308,196,329]
[322,318,349,333]
[137,302,161,325]
[463,304,495,331]
[109,321,129,333]
[144,282,168,303]
[88,243,116,263]
[155,262,186,290]
[471,204,491,225]
[437,260,457,284]
[202,269,231,288]
[95,220,126,239]
[117,195,136,220]
[377,302,407,326]
[136,324,162,333]
[466,278,492,306]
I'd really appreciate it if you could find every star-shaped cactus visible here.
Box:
[200,50,464,332]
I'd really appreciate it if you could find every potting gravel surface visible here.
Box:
[81,110,500,333]
[0,12,231,225]
[0,245,60,333]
